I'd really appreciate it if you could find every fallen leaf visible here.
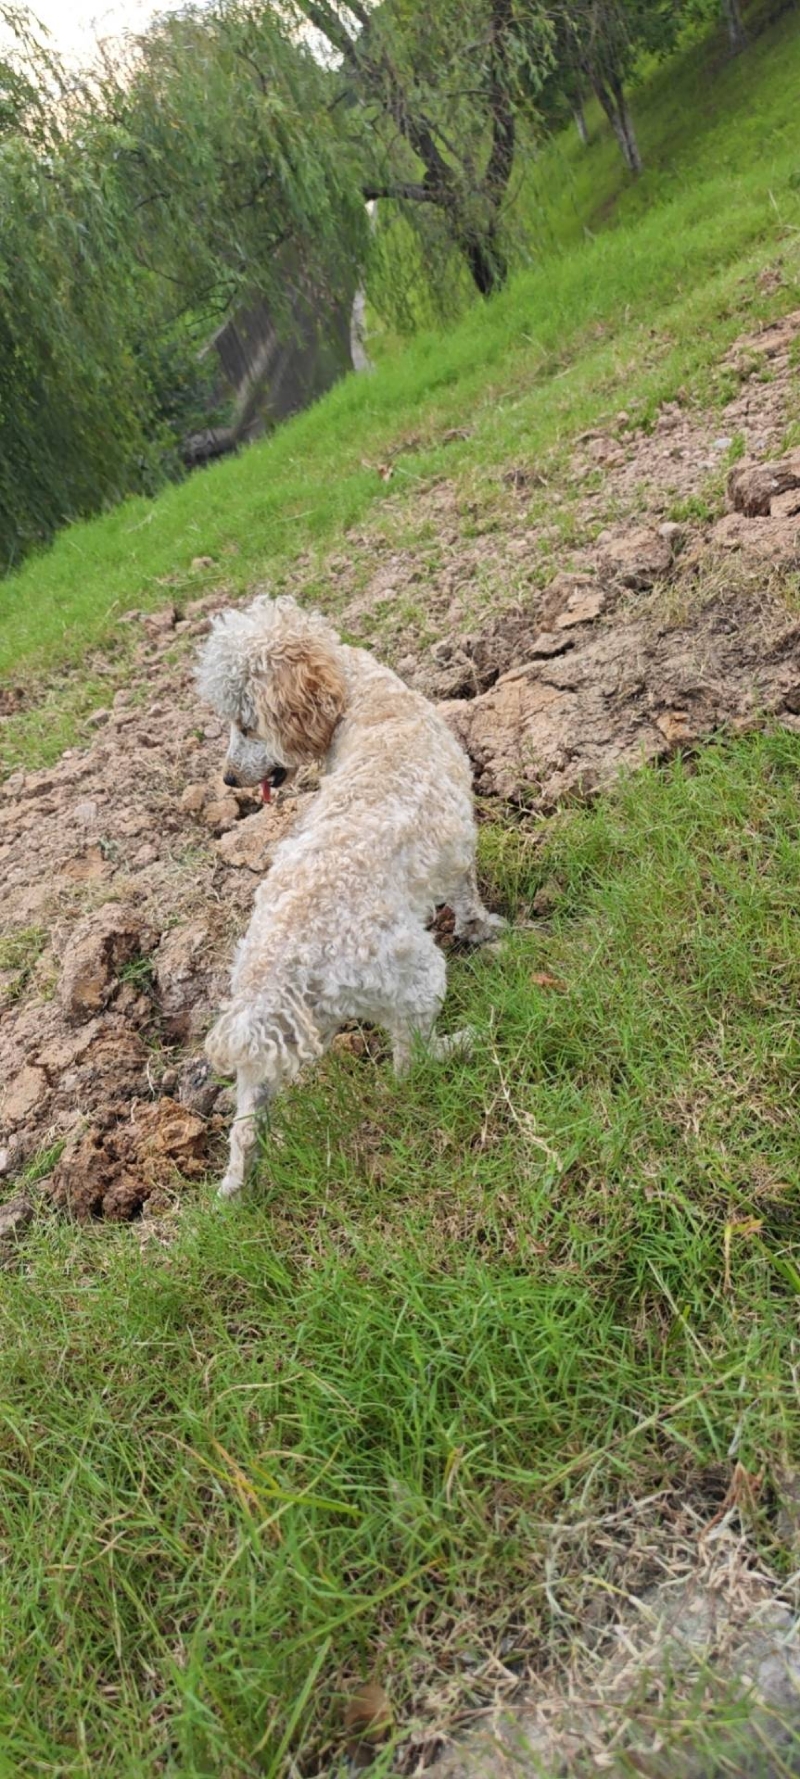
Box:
[344,1681,393,1750]
[530,971,567,992]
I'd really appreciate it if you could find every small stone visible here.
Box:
[86,707,110,728]
[190,555,215,570]
[0,1147,11,1176]
[73,799,99,826]
[658,521,684,544]
[0,1195,34,1242]
[712,436,733,451]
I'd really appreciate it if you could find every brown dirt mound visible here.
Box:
[49,1098,211,1221]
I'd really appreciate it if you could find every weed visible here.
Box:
[0,927,48,1003]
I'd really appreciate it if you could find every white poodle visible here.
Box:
[196,595,502,1198]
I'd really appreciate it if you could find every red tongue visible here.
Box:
[261,779,271,804]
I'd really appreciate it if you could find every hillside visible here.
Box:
[2,7,800,1774]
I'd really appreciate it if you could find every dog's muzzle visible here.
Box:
[223,765,288,791]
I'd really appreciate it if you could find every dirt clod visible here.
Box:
[203,794,240,832]
[600,524,674,588]
[154,918,220,1040]
[728,450,800,516]
[49,1097,212,1221]
[59,904,151,1022]
[0,1193,35,1241]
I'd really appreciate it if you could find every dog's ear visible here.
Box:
[252,638,347,763]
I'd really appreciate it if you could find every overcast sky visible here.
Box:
[20,0,184,67]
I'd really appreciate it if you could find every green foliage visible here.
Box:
[98,2,369,330]
[0,2,370,570]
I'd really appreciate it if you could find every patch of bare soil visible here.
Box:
[0,594,315,1210]
[422,1529,800,1777]
[1,307,800,1215]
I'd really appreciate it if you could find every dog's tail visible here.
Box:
[205,994,325,1080]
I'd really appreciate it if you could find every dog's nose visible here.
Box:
[223,768,239,788]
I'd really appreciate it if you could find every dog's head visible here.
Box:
[196,596,347,798]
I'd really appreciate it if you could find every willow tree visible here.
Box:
[292,0,553,298]
[0,2,370,568]
[538,0,684,176]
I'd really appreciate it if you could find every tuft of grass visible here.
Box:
[0,926,48,1003]
[1,734,799,1772]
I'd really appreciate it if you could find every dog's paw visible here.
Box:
[431,1025,476,1062]
[217,1173,243,1201]
[457,911,506,946]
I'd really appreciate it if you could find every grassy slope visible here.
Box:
[2,10,800,1776]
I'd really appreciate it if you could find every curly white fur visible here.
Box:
[196,595,503,1198]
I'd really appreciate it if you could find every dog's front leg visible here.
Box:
[218,1066,269,1200]
[450,867,505,945]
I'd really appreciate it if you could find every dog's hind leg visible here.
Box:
[385,933,475,1078]
[218,1065,269,1200]
[450,865,505,945]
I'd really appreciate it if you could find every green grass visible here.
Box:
[2,4,800,756]
[0,925,48,1003]
[2,734,800,1774]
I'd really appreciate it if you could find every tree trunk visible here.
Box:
[572,101,589,147]
[613,81,642,176]
[722,0,747,53]
[593,74,642,176]
[459,225,508,297]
